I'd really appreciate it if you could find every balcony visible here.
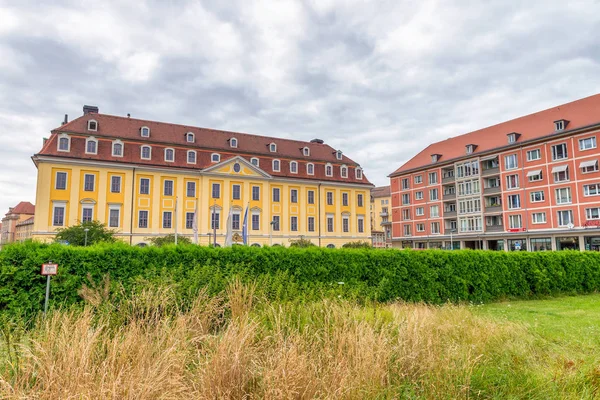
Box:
[482,167,500,177]
[442,175,455,184]
[379,211,388,217]
[381,220,392,226]
[443,210,457,218]
[483,186,501,195]
[443,192,456,200]
[486,224,504,233]
[484,205,503,214]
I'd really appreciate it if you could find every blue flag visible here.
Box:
[242,204,249,245]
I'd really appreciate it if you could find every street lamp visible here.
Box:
[84,228,89,247]
[269,220,276,246]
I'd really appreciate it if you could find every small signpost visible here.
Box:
[41,262,58,315]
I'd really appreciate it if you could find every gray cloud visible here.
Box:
[1,0,600,214]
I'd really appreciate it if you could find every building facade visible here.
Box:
[370,186,391,248]
[15,216,34,242]
[0,202,35,248]
[389,94,600,251]
[32,106,373,247]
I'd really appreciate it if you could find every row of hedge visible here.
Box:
[1,242,600,316]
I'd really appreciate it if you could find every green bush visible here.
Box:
[1,242,600,318]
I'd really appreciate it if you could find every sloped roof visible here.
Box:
[11,202,35,215]
[371,186,391,198]
[391,93,600,176]
[16,216,34,226]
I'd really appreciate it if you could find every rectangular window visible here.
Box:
[252,186,260,201]
[84,174,95,192]
[526,149,541,161]
[342,192,348,206]
[162,211,172,229]
[508,194,521,209]
[504,154,518,170]
[430,205,439,218]
[555,187,572,204]
[414,175,422,184]
[416,207,424,216]
[308,217,315,232]
[232,184,241,200]
[530,191,545,202]
[291,216,298,231]
[211,211,220,230]
[557,210,574,226]
[586,207,600,220]
[584,184,600,196]
[357,194,364,207]
[403,224,412,236]
[528,170,543,182]
[232,213,240,230]
[402,209,410,220]
[581,160,599,173]
[186,212,194,229]
[509,214,522,229]
[431,222,440,234]
[252,214,260,230]
[291,189,298,203]
[506,174,519,189]
[272,188,280,202]
[327,216,334,232]
[402,178,409,190]
[415,191,423,200]
[212,183,220,199]
[308,190,315,204]
[53,206,65,226]
[532,212,546,224]
[55,172,67,190]
[327,192,333,205]
[272,215,280,231]
[402,194,410,205]
[416,223,425,232]
[81,207,93,223]
[342,217,349,232]
[429,188,439,201]
[109,209,120,228]
[164,180,174,196]
[553,166,569,183]
[140,178,150,195]
[357,217,364,233]
[428,172,438,184]
[579,137,597,151]
[186,182,196,198]
[552,143,568,160]
[110,176,121,193]
[138,210,148,228]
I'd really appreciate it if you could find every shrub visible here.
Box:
[55,221,116,246]
[146,234,192,247]
[342,241,372,248]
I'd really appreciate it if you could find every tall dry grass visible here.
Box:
[0,279,595,399]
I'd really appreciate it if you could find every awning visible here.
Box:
[526,169,542,177]
[551,164,568,173]
[579,160,598,169]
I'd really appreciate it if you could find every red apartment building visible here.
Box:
[389,94,600,251]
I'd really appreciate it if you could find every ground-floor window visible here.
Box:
[428,241,443,249]
[507,238,526,251]
[530,237,551,251]
[401,240,413,249]
[556,236,579,250]
[585,236,600,251]
[415,242,426,249]
[487,239,504,251]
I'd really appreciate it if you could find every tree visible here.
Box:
[55,220,116,246]
[342,241,372,249]
[289,238,316,247]
[146,234,192,247]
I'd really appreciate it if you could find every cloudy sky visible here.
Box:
[1,0,599,214]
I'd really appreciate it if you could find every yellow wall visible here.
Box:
[33,159,372,248]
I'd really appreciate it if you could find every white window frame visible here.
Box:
[506,174,519,189]
[508,194,520,210]
[557,210,574,226]
[250,157,259,167]
[415,191,423,200]
[110,175,121,193]
[164,179,174,196]
[336,150,343,160]
[140,145,152,160]
[85,137,97,155]
[187,150,196,164]
[211,153,220,163]
[230,138,238,148]
[138,210,149,228]
[430,205,439,218]
[272,159,281,172]
[164,148,175,163]
[579,136,597,151]
[504,154,518,170]
[555,120,565,131]
[581,160,599,174]
[416,223,425,232]
[52,201,67,227]
[108,205,121,228]
[83,173,95,192]
[555,187,572,204]
[416,207,424,216]
[355,168,362,180]
[87,119,98,131]
[431,222,440,234]
[584,184,600,197]
[586,207,600,220]
[307,163,314,175]
[340,165,348,178]
[186,181,196,198]
[140,126,150,138]
[551,143,568,161]
[81,206,94,223]
[528,171,543,182]
[162,211,173,229]
[290,161,298,174]
[57,134,71,152]
[530,191,545,203]
[357,216,364,233]
[508,133,516,144]
[325,163,333,177]
[303,147,310,156]
[186,132,195,143]
[526,149,541,161]
[414,175,422,184]
[531,212,546,224]
[112,140,124,157]
[269,142,277,152]
[508,214,522,229]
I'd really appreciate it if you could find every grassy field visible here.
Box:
[1,282,600,399]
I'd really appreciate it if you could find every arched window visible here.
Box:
[341,165,348,178]
[251,243,261,247]
[269,143,277,152]
[230,138,238,148]
[307,163,314,175]
[57,134,70,152]
[186,132,195,143]
[87,119,98,131]
[303,147,310,156]
[211,153,220,163]
[336,150,343,160]
[290,161,298,174]
[325,163,333,177]
[326,244,335,249]
[112,140,123,157]
[187,150,196,164]
[164,148,175,162]
[355,167,363,180]
[140,126,150,137]
[250,157,259,167]
[141,145,151,160]
[272,159,280,172]
[85,137,97,154]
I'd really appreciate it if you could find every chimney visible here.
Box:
[127,113,131,118]
[83,105,99,115]
[62,114,68,125]
[310,138,324,144]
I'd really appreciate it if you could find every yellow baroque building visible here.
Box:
[32,106,374,247]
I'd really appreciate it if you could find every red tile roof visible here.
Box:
[390,93,600,176]
[11,202,35,215]
[371,186,390,198]
[39,113,372,186]
[16,216,34,226]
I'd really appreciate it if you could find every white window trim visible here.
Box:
[526,149,541,161]
[57,134,71,152]
[140,145,152,160]
[325,163,333,177]
[81,205,94,222]
[108,204,121,228]
[250,157,259,167]
[303,147,310,156]
[269,142,277,152]
[531,212,546,224]
[55,171,68,190]
[83,173,95,192]
[186,132,195,143]
[355,168,363,180]
[272,159,281,172]
[112,140,124,157]
[210,209,221,229]
[357,216,365,233]
[336,150,343,160]
[307,163,314,175]
[340,165,348,178]
[530,191,545,203]
[187,150,197,164]
[85,137,97,155]
[579,137,597,151]
[87,119,98,131]
[140,126,150,138]
[52,201,67,227]
[110,175,122,193]
[230,137,238,148]
[164,148,175,163]
[290,161,298,174]
[416,207,424,216]
[211,153,220,163]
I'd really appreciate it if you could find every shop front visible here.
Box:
[507,238,526,251]
[585,236,600,251]
[556,236,579,250]
[530,237,552,251]
[428,241,443,249]
[487,239,504,251]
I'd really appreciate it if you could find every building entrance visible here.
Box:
[464,240,483,250]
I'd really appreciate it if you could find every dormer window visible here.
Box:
[269,143,277,152]
[187,150,196,164]
[272,159,281,171]
[431,154,441,163]
[340,165,348,178]
[57,134,70,152]
[336,150,343,160]
[87,120,98,131]
[140,126,150,137]
[507,132,521,144]
[303,147,310,156]
[230,138,238,148]
[85,137,97,154]
[164,148,175,162]
[140,145,151,160]
[554,119,568,131]
[290,161,298,174]
[307,163,314,175]
[355,167,363,180]
[250,157,259,167]
[465,144,476,154]
[211,153,220,163]
[185,132,195,143]
[112,140,123,157]
[325,163,333,177]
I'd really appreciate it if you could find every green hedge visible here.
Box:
[1,242,600,316]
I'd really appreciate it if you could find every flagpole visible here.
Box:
[174,196,178,245]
